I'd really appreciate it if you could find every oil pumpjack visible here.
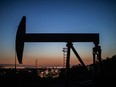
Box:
[15,16,102,86]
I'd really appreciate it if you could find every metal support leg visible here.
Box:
[93,47,97,81]
[93,44,102,83]
[96,46,101,82]
[65,42,71,87]
[71,44,86,67]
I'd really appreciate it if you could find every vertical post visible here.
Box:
[15,52,17,70]
[92,47,96,81]
[96,45,101,82]
[92,44,102,83]
[35,59,38,68]
[14,52,17,80]
[65,42,71,87]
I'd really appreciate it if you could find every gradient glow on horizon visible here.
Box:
[0,0,116,67]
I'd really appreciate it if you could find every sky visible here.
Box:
[0,0,116,67]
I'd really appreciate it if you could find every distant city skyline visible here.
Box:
[0,0,116,67]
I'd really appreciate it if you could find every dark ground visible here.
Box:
[0,55,116,87]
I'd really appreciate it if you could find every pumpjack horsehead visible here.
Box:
[15,16,102,85]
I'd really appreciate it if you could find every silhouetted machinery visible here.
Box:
[15,16,102,86]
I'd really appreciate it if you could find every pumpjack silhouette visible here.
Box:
[15,16,102,87]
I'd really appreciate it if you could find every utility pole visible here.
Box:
[62,47,67,68]
[15,52,17,70]
[35,59,38,68]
